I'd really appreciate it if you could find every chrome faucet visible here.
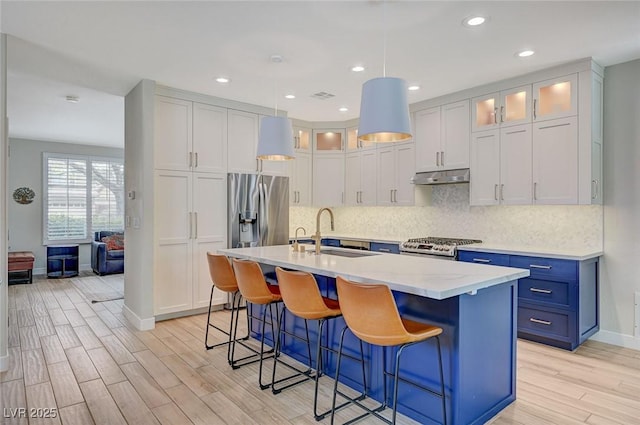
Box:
[313,208,335,254]
[292,226,306,252]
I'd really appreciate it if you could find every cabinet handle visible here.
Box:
[359,191,362,204]
[473,258,491,263]
[436,151,440,167]
[533,182,538,200]
[394,189,398,203]
[493,107,498,124]
[500,184,504,201]
[378,248,391,252]
[505,129,527,135]
[500,106,504,123]
[530,287,552,294]
[533,99,537,120]
[538,122,570,130]
[592,179,599,200]
[529,318,552,326]
[390,189,393,202]
[194,152,198,168]
[494,184,498,201]
[529,264,552,270]
[189,212,193,239]
[189,152,193,168]
[441,151,445,166]
[194,212,198,239]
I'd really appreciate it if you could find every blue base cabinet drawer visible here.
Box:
[370,242,400,254]
[518,306,571,339]
[518,278,575,309]
[458,251,509,266]
[459,249,599,350]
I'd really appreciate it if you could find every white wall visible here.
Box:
[291,184,603,250]
[1,33,9,372]
[123,79,155,330]
[7,138,123,272]
[598,58,640,346]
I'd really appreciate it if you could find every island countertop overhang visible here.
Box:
[218,245,530,300]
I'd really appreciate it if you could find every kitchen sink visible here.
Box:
[320,249,380,258]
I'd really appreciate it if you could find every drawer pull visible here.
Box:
[530,287,552,294]
[473,258,491,263]
[529,318,552,326]
[529,264,552,270]
[378,248,391,252]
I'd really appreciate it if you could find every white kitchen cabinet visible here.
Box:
[346,126,375,152]
[155,97,227,173]
[470,125,532,206]
[154,170,227,315]
[313,153,345,206]
[227,109,259,173]
[415,100,469,172]
[345,150,377,206]
[155,96,192,171]
[472,85,531,132]
[313,129,345,153]
[533,74,578,122]
[289,151,312,206]
[533,117,578,204]
[293,127,311,152]
[377,142,415,206]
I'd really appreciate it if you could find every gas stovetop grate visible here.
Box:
[405,237,482,246]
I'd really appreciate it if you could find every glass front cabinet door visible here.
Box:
[313,129,345,153]
[472,85,531,132]
[533,74,578,121]
[293,127,311,152]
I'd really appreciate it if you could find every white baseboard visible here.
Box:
[0,353,8,372]
[589,329,640,350]
[123,305,155,331]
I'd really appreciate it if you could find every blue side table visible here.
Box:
[47,244,79,278]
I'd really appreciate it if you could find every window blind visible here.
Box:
[46,157,88,240]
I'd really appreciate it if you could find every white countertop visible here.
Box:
[458,243,603,261]
[218,245,529,300]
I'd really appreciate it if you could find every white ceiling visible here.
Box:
[2,1,640,149]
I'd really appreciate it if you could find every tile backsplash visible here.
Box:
[290,185,603,250]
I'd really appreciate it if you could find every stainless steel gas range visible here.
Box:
[400,237,482,260]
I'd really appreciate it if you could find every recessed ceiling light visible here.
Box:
[408,85,420,91]
[339,107,349,112]
[517,50,535,58]
[215,77,231,83]
[351,65,365,72]
[463,15,488,28]
[65,95,79,103]
[284,94,296,99]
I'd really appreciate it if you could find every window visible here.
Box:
[44,153,124,244]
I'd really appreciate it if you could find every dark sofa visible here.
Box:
[91,231,124,275]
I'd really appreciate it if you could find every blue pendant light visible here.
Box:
[257,115,294,160]
[357,1,412,143]
[256,54,295,161]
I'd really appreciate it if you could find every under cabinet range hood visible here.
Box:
[411,168,470,185]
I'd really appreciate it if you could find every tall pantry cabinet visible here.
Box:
[153,96,228,315]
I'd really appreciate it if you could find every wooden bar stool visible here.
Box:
[205,253,252,367]
[231,258,284,389]
[331,276,447,425]
[273,268,366,421]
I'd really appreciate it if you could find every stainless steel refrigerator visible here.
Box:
[228,173,289,248]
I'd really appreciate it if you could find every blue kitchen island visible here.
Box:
[219,245,529,424]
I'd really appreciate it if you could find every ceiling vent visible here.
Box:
[311,91,335,100]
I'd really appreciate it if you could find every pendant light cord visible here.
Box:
[383,0,387,78]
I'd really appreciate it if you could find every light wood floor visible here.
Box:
[2,275,640,425]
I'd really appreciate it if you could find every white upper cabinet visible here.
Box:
[470,125,532,206]
[472,85,531,132]
[288,151,312,206]
[345,150,377,206]
[293,127,311,152]
[377,142,415,206]
[313,153,345,206]
[533,74,578,122]
[346,126,375,152]
[227,109,259,173]
[155,96,192,171]
[313,129,345,153]
[192,102,227,173]
[415,100,469,172]
[533,117,578,204]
